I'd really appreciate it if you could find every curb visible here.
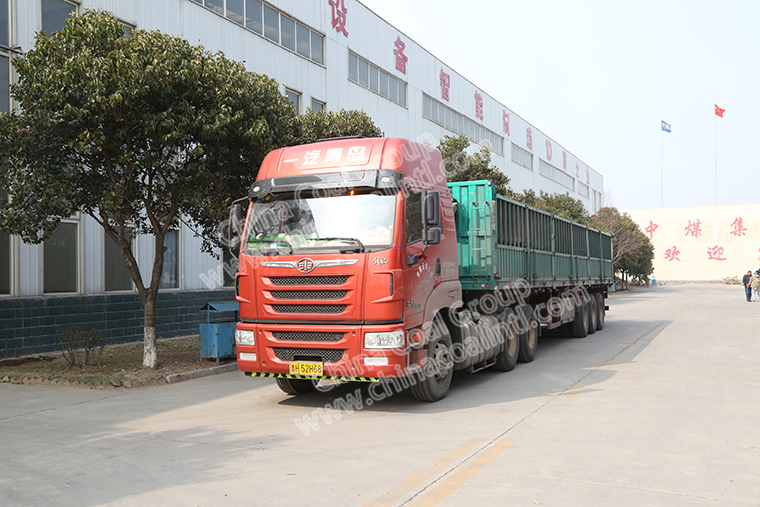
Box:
[165,363,238,384]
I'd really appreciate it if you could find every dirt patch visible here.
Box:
[0,336,236,390]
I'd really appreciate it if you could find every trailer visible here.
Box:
[229,137,613,401]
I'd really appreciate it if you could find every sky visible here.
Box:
[360,0,760,211]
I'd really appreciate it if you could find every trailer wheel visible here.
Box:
[410,314,453,402]
[494,308,520,371]
[594,293,605,330]
[571,296,589,338]
[587,295,598,335]
[517,305,538,363]
[275,377,317,395]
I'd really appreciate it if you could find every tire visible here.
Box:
[594,293,605,330]
[587,295,598,335]
[410,314,454,402]
[516,305,538,363]
[494,308,520,371]
[276,377,317,395]
[571,296,589,338]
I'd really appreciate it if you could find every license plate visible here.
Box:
[289,361,324,376]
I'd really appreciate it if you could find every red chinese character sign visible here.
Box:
[545,140,552,161]
[393,37,407,74]
[664,246,681,262]
[440,70,450,101]
[563,151,567,169]
[645,221,658,239]
[707,246,727,261]
[526,127,533,150]
[329,0,348,37]
[474,92,484,120]
[503,111,510,135]
[730,217,747,237]
[684,219,702,238]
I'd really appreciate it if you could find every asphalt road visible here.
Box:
[2,284,759,507]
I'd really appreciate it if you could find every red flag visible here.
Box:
[715,104,725,117]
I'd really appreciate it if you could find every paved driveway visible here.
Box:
[2,284,759,506]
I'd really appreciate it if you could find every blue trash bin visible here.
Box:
[198,301,239,362]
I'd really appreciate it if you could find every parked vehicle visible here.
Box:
[229,137,613,401]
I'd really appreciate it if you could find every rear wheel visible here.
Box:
[594,293,605,330]
[517,305,538,363]
[410,314,454,402]
[276,377,317,395]
[571,296,589,338]
[587,295,598,335]
[494,308,520,371]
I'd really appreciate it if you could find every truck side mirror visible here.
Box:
[228,203,243,255]
[426,226,441,245]
[424,191,441,227]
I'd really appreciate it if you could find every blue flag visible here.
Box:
[661,120,671,132]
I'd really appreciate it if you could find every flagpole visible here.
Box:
[714,114,718,206]
[661,127,664,208]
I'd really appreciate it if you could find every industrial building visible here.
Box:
[0,0,606,357]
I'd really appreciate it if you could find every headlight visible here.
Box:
[364,330,405,349]
[235,329,255,346]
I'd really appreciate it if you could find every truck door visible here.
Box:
[403,189,434,328]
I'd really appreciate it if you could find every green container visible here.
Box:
[447,180,613,292]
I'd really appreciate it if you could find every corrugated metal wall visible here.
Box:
[625,205,760,282]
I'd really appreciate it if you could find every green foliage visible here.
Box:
[0,9,295,251]
[437,135,511,196]
[588,207,654,281]
[292,109,383,145]
[512,189,590,225]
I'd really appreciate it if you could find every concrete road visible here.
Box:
[2,284,759,507]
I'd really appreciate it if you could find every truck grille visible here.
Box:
[273,348,345,363]
[269,276,348,286]
[270,290,347,300]
[272,305,346,314]
[272,331,344,342]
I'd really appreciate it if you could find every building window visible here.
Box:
[191,0,324,65]
[104,227,134,292]
[577,181,589,198]
[539,159,574,192]
[0,186,9,295]
[1,0,9,47]
[422,94,503,155]
[310,98,325,112]
[41,0,78,35]
[0,54,8,114]
[43,221,78,293]
[159,230,180,289]
[511,143,533,170]
[405,191,423,244]
[349,52,406,107]
[285,88,300,113]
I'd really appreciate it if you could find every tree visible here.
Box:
[589,207,654,283]
[512,189,590,225]
[292,109,383,145]
[437,135,511,196]
[0,10,297,368]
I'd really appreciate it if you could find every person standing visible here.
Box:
[743,270,753,302]
[751,270,760,303]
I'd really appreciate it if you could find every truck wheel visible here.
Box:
[594,293,605,330]
[571,296,589,338]
[517,305,538,363]
[410,314,454,402]
[275,377,317,395]
[587,295,598,335]
[494,308,520,371]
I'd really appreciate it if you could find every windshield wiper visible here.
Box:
[250,237,294,256]
[314,237,366,253]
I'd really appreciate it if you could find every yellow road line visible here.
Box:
[411,439,515,506]
[364,437,486,507]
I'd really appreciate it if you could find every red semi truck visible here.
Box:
[229,137,613,401]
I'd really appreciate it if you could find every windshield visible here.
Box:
[243,191,397,255]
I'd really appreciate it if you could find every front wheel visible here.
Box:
[276,377,317,395]
[410,314,454,402]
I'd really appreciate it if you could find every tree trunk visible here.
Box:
[143,297,158,369]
